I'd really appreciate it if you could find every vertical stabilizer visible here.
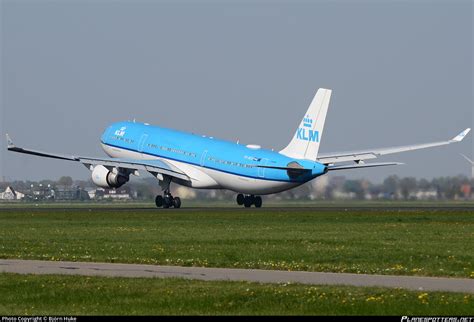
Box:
[279,88,332,160]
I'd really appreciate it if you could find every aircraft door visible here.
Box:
[200,150,208,166]
[138,134,148,154]
[258,159,269,178]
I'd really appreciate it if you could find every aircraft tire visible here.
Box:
[254,196,262,208]
[163,196,172,209]
[155,195,163,208]
[249,195,256,204]
[236,194,244,205]
[173,197,181,209]
[243,196,252,208]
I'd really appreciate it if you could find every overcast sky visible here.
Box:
[1,0,472,183]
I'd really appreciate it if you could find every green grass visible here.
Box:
[1,199,474,208]
[0,208,473,278]
[0,273,472,315]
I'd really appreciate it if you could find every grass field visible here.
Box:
[0,207,472,278]
[1,199,474,208]
[0,273,472,315]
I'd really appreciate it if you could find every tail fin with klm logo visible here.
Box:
[279,88,332,160]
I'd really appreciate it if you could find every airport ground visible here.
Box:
[0,202,473,315]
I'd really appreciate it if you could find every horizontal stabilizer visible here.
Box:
[327,162,403,171]
[254,164,311,172]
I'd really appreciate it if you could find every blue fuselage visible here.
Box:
[101,121,326,184]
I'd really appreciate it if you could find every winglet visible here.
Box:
[5,134,15,149]
[451,128,471,142]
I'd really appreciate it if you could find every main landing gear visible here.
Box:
[155,191,181,209]
[236,194,262,208]
[155,176,181,209]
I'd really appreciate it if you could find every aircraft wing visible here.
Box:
[317,128,471,165]
[6,134,190,181]
[79,157,190,181]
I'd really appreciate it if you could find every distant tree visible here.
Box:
[368,183,383,197]
[431,176,466,199]
[58,176,73,187]
[400,177,417,200]
[343,180,365,199]
[383,175,400,198]
[418,178,431,191]
[74,180,92,189]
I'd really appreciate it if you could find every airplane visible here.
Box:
[6,88,471,208]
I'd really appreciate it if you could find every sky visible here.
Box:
[1,0,472,183]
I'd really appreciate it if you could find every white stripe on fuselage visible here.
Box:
[101,143,300,195]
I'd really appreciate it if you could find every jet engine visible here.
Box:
[91,165,129,189]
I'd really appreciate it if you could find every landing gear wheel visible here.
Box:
[173,197,181,209]
[155,195,163,208]
[249,195,255,205]
[158,180,182,209]
[254,196,262,208]
[163,195,173,208]
[236,194,244,205]
[243,196,253,208]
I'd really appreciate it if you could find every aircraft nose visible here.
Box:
[101,125,114,142]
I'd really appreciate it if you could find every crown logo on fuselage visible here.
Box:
[114,126,127,137]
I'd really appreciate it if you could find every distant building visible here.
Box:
[29,184,54,200]
[0,186,25,200]
[88,188,133,200]
[86,188,99,199]
[103,189,132,200]
[54,187,90,201]
[414,190,438,200]
[460,184,472,200]
[332,190,356,200]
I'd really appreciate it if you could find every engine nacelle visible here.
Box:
[91,165,129,189]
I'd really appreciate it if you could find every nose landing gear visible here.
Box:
[236,193,262,208]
